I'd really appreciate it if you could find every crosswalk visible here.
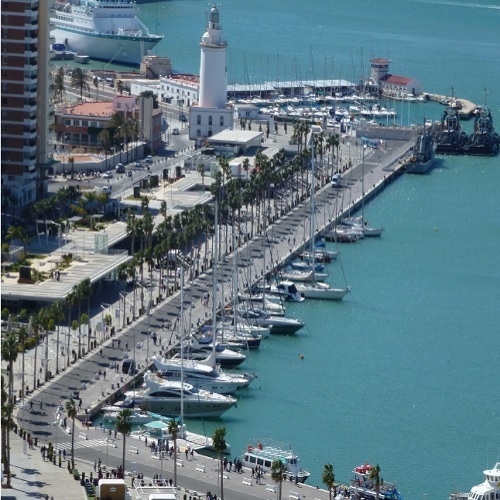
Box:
[54,437,110,452]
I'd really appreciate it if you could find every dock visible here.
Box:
[10,126,416,500]
[424,92,476,119]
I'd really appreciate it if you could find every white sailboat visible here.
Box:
[293,126,350,301]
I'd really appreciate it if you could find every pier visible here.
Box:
[10,127,416,499]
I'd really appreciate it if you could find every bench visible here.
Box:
[78,432,87,440]
[242,477,253,486]
[290,491,301,500]
[195,464,206,473]
[129,446,139,454]
[266,485,276,493]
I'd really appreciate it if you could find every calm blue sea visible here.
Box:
[103,0,500,496]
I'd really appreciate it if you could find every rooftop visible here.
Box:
[62,101,115,118]
[208,129,263,144]
[383,74,415,86]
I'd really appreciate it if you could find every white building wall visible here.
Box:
[199,45,227,108]
[188,107,233,140]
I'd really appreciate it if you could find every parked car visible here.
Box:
[102,172,113,179]
[115,163,125,173]
[146,155,153,163]
[172,127,179,135]
[102,186,111,194]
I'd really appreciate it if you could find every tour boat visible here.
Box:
[241,441,310,483]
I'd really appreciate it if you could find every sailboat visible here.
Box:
[291,126,350,301]
[343,145,384,237]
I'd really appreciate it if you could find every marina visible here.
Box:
[2,1,500,499]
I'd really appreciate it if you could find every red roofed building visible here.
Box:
[55,95,163,155]
[370,58,423,97]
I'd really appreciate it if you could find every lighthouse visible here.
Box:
[189,5,233,141]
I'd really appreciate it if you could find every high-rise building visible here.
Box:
[188,4,233,141]
[1,0,54,214]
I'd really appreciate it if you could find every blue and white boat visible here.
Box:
[349,463,403,500]
[51,0,163,65]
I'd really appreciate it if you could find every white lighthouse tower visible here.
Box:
[189,5,233,141]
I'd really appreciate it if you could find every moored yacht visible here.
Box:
[152,351,252,395]
[121,374,237,418]
[237,307,305,334]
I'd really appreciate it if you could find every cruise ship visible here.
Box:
[50,0,163,65]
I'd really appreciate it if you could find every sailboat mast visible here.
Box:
[212,200,219,356]
[232,216,238,333]
[361,145,366,224]
[180,266,184,429]
[310,131,316,274]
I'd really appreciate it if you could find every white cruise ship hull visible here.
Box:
[51,28,160,65]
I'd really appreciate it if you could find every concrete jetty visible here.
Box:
[424,92,476,119]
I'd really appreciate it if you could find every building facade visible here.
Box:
[54,96,163,155]
[1,0,54,210]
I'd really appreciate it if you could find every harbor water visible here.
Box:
[87,0,499,496]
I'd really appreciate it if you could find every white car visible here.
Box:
[172,127,179,135]
[102,172,113,179]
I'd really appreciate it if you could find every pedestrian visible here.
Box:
[94,460,97,471]
[30,400,33,410]
[103,370,106,380]
[40,400,43,410]
[100,348,103,357]
[125,342,128,350]
[79,399,82,409]
[98,458,101,468]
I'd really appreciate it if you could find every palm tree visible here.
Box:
[17,325,28,400]
[116,409,132,478]
[92,76,99,100]
[212,428,227,500]
[70,67,90,101]
[1,330,18,404]
[368,464,383,500]
[271,459,286,500]
[322,464,336,500]
[1,376,15,488]
[54,67,65,101]
[167,419,179,486]
[65,398,77,470]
